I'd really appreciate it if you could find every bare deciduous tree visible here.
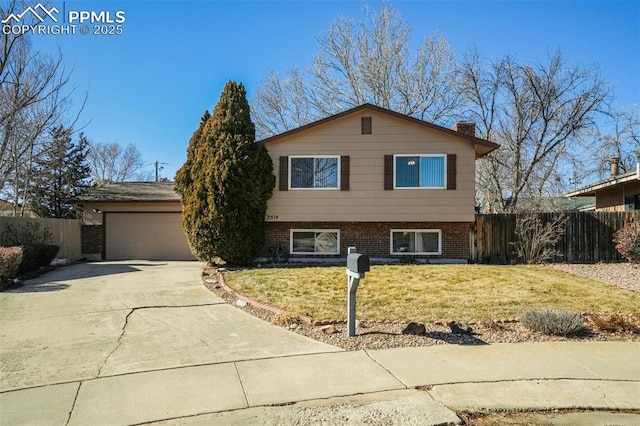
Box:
[1,0,85,215]
[587,107,640,180]
[252,68,313,135]
[251,2,461,138]
[460,49,611,212]
[87,142,151,183]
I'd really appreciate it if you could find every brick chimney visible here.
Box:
[609,156,620,177]
[453,122,476,137]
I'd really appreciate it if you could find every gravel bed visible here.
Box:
[549,262,640,292]
[203,271,640,351]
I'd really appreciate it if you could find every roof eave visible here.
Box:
[74,199,181,204]
[475,142,499,158]
[72,182,181,203]
[566,172,638,197]
[257,103,500,157]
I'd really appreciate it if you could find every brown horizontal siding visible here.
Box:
[265,109,478,222]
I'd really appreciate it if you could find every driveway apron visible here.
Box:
[0,261,340,393]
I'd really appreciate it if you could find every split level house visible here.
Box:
[75,104,499,261]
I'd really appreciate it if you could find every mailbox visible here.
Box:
[347,253,370,274]
[346,248,370,337]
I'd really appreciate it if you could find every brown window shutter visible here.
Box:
[384,155,394,190]
[279,156,288,191]
[447,154,457,190]
[340,155,350,191]
[361,117,372,134]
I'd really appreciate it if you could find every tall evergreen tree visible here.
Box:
[29,126,91,218]
[176,81,275,266]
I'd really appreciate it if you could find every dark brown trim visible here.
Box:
[447,154,457,190]
[279,156,289,191]
[384,155,394,190]
[257,103,499,157]
[340,155,350,191]
[101,212,106,260]
[361,116,372,134]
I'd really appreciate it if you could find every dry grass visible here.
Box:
[589,313,640,333]
[223,264,640,323]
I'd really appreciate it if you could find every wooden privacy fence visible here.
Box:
[472,212,640,264]
[0,217,82,261]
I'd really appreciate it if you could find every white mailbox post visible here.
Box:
[346,246,370,337]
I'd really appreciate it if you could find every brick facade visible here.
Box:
[81,225,102,257]
[263,222,471,259]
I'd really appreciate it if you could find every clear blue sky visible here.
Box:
[28,0,640,181]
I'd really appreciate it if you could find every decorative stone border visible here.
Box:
[215,269,314,324]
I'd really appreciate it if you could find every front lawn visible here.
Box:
[223,264,640,322]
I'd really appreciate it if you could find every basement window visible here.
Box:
[291,230,339,255]
[391,229,441,255]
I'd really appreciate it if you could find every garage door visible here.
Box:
[105,213,196,260]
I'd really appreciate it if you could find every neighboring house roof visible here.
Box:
[257,103,500,158]
[566,171,639,197]
[74,182,180,203]
[518,196,596,212]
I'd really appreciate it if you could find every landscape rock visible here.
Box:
[203,266,640,352]
[236,299,248,308]
[449,321,474,335]
[203,278,217,286]
[320,325,338,335]
[402,322,426,335]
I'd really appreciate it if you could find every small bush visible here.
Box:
[589,313,640,333]
[16,244,59,276]
[521,309,587,336]
[0,247,23,285]
[1,221,54,246]
[511,214,568,264]
[272,312,300,327]
[613,221,640,263]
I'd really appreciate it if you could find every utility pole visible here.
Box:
[154,161,168,182]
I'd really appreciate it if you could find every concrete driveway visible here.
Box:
[0,261,339,394]
[2,261,639,425]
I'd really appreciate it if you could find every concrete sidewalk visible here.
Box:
[2,341,638,425]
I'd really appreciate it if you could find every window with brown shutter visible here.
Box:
[279,156,288,191]
[390,154,449,189]
[447,154,457,190]
[340,156,350,191]
[289,156,339,189]
[384,155,393,190]
[361,117,372,134]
